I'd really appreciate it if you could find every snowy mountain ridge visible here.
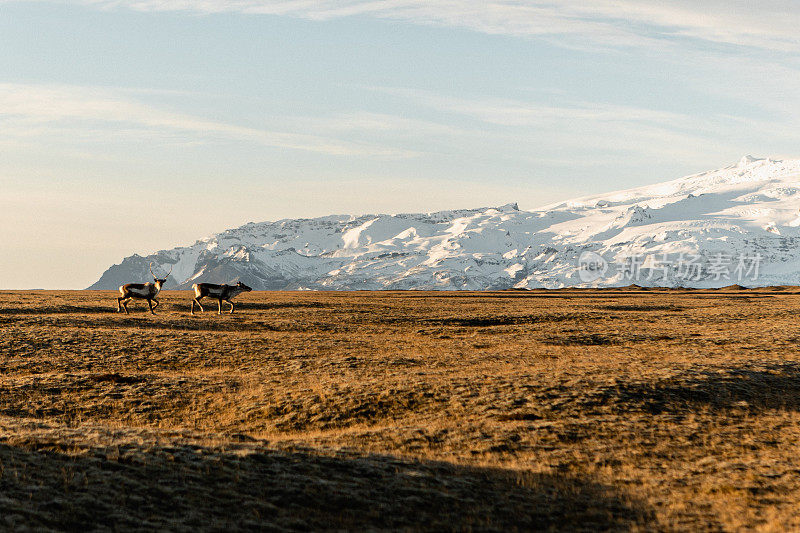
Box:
[89,156,800,290]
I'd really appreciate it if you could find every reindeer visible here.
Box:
[117,262,172,315]
[191,282,252,315]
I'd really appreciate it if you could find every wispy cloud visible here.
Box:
[12,0,800,52]
[0,83,415,157]
[2,80,795,174]
[364,85,800,165]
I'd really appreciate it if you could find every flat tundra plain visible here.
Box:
[2,288,800,531]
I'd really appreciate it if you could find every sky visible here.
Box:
[3,1,800,289]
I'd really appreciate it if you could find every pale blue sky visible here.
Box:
[3,1,800,288]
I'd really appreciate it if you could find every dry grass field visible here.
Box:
[2,288,800,531]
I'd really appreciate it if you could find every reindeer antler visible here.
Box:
[148,261,173,279]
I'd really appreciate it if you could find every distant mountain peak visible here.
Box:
[90,157,800,290]
[497,202,519,212]
[738,155,765,166]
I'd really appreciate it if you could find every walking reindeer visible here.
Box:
[191,282,252,315]
[117,262,172,315]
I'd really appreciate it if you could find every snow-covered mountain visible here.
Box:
[90,156,800,290]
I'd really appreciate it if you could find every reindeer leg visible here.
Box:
[148,299,155,315]
[217,298,223,315]
[117,297,123,313]
[227,299,235,314]
[151,299,160,310]
[196,296,205,312]
[122,298,130,315]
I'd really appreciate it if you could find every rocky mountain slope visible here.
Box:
[90,156,800,289]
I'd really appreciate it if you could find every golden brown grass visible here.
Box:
[2,288,800,531]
